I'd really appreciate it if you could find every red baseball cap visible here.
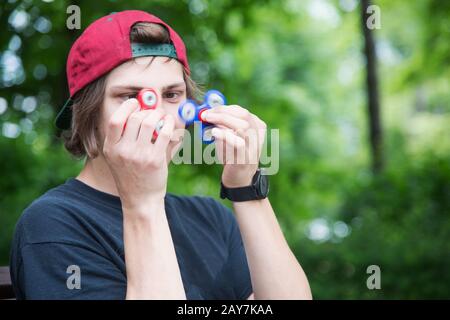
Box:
[55,10,190,130]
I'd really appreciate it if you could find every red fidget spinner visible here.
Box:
[137,88,163,141]
[122,88,163,141]
[137,88,158,110]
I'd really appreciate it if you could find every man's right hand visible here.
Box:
[102,98,175,213]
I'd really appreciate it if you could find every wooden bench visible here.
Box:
[0,266,15,299]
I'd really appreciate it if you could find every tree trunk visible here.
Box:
[361,0,384,173]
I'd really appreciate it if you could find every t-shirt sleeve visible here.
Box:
[10,196,127,300]
[212,200,253,300]
[16,242,126,300]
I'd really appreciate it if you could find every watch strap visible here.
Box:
[220,169,268,202]
[220,181,261,202]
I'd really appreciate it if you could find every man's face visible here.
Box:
[101,56,187,160]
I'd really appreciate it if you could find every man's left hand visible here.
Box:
[202,105,267,188]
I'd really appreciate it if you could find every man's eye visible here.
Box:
[121,93,137,100]
[163,91,182,100]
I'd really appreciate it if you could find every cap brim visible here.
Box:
[55,98,73,130]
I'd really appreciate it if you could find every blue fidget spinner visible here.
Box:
[178,89,226,144]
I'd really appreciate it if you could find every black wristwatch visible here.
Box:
[220,169,269,202]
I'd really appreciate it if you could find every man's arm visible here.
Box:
[234,198,312,300]
[204,105,312,300]
[123,198,186,300]
[103,99,185,299]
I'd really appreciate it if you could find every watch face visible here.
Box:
[258,173,269,197]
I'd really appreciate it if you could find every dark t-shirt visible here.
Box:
[9,178,252,300]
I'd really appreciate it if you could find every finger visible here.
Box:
[136,108,165,145]
[121,109,155,142]
[251,114,267,156]
[212,128,235,165]
[154,114,175,153]
[211,127,245,149]
[105,98,140,144]
[202,112,250,133]
[245,127,260,165]
[213,133,226,164]
[212,127,247,165]
[208,105,251,119]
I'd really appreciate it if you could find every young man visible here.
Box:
[9,10,312,300]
